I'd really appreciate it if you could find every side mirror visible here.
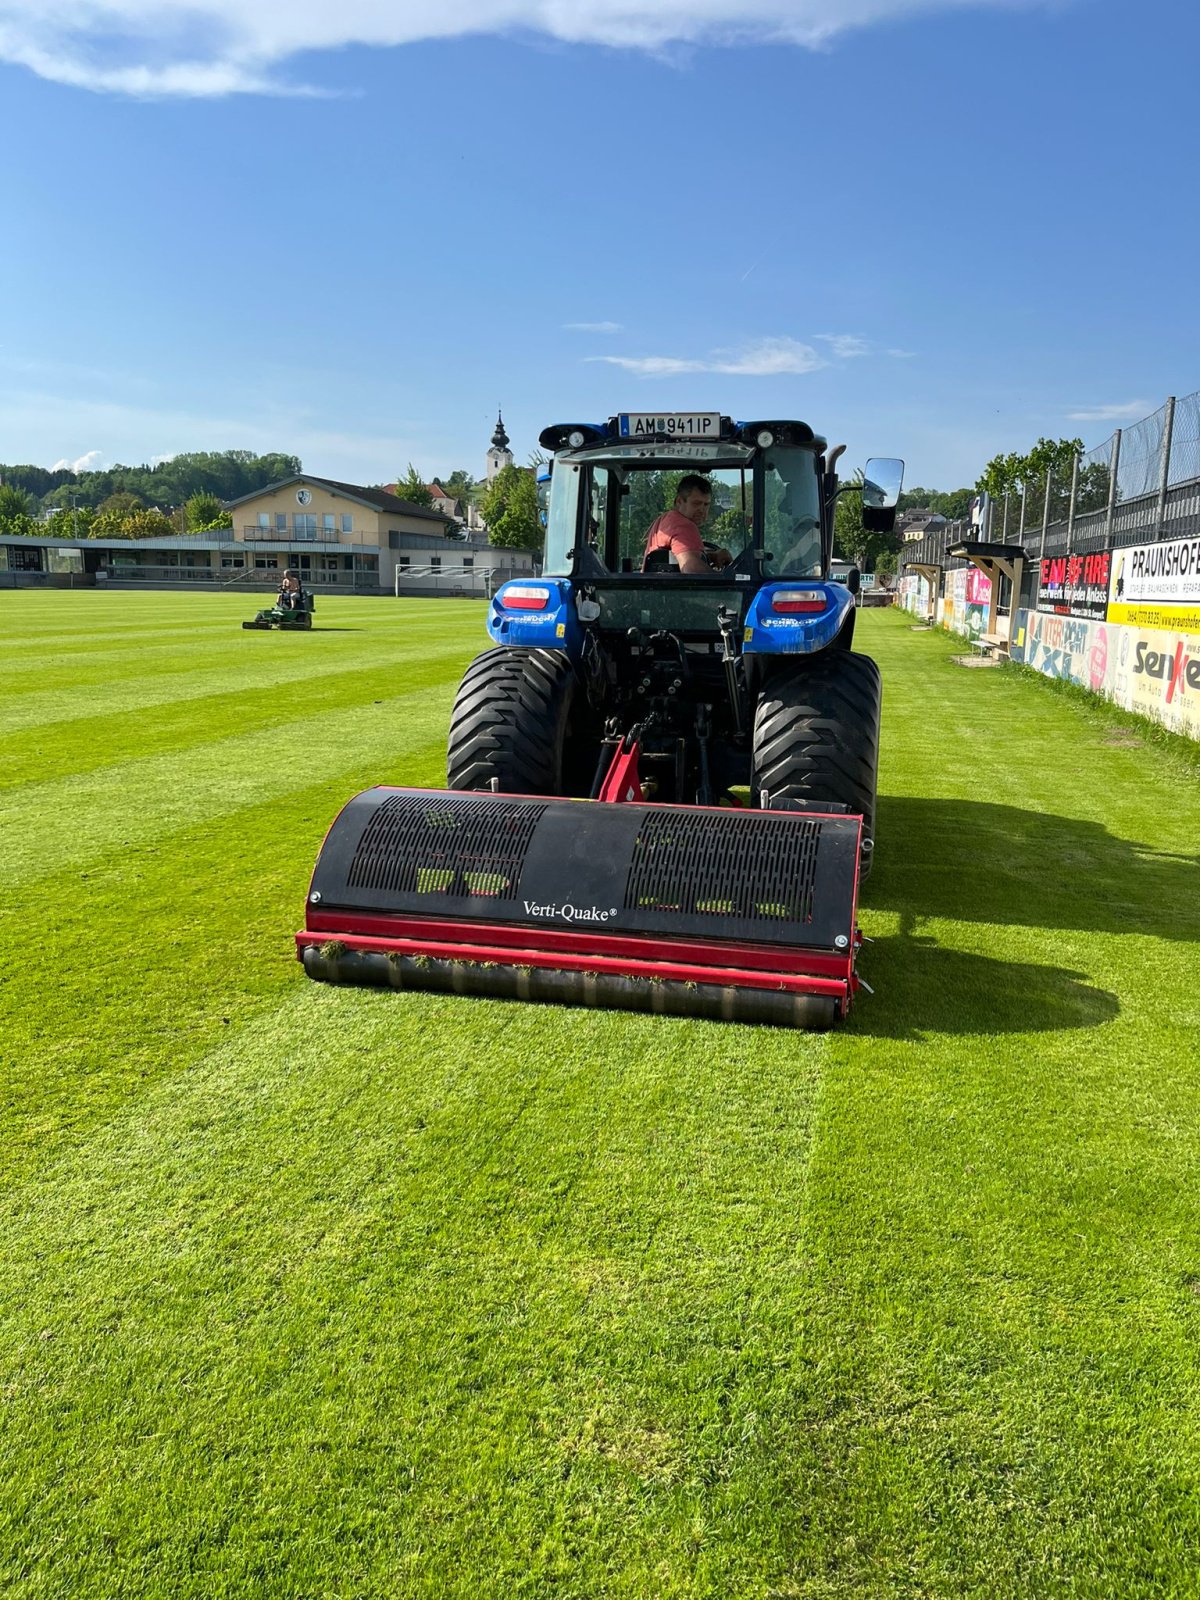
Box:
[861,457,904,510]
[862,505,897,534]
[847,566,861,596]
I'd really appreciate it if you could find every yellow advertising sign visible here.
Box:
[1106,602,1200,634]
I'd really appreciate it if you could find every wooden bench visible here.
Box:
[971,630,1008,659]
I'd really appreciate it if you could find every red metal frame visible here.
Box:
[296,925,855,1001]
[301,910,856,980]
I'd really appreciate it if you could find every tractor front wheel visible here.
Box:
[751,652,882,877]
[447,647,587,796]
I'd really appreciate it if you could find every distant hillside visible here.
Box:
[0,450,302,513]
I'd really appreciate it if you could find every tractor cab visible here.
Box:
[528,413,899,642]
[541,414,823,628]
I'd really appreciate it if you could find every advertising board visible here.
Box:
[939,567,991,638]
[1036,550,1111,621]
[1012,607,1200,739]
[1108,537,1200,633]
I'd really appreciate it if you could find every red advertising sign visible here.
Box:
[1037,549,1111,621]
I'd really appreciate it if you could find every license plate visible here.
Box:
[618,412,721,440]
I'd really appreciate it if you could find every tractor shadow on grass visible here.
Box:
[847,934,1120,1037]
[844,795,1200,1037]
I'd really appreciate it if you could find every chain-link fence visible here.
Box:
[899,388,1200,589]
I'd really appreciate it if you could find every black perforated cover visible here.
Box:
[309,788,859,951]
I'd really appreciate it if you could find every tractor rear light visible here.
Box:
[502,586,552,610]
[771,589,827,614]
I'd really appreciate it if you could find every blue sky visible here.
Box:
[0,0,1196,491]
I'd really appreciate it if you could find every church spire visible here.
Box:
[486,407,514,483]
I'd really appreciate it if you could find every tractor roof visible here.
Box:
[539,416,827,454]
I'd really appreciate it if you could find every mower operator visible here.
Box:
[277,570,305,608]
[642,476,733,573]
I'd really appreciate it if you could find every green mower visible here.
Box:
[243,572,314,630]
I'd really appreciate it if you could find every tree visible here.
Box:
[977,437,1084,525]
[90,505,175,540]
[122,507,176,539]
[483,465,543,554]
[97,490,145,518]
[897,486,974,520]
[0,484,32,520]
[42,506,95,540]
[396,464,433,508]
[0,484,37,537]
[184,491,232,531]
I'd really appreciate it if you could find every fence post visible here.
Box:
[1038,467,1053,561]
[1065,450,1079,554]
[1001,492,1010,540]
[1018,482,1027,540]
[1105,429,1122,544]
[1154,394,1176,536]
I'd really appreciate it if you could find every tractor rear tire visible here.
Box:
[447,647,583,796]
[752,652,882,877]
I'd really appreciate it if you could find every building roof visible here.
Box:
[490,410,510,452]
[225,474,451,524]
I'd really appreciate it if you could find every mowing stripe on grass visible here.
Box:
[0,642,470,740]
[783,609,1200,1596]
[0,689,457,887]
[0,989,830,1600]
[0,658,466,791]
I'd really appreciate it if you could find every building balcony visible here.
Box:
[242,525,344,542]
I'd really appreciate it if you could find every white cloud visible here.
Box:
[50,449,106,472]
[0,1,1045,98]
[887,347,917,359]
[564,321,622,333]
[1066,400,1153,422]
[815,333,870,358]
[590,336,827,379]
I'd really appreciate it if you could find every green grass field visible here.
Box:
[3,591,1200,1599]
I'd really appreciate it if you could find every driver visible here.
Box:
[277,569,305,609]
[642,476,732,573]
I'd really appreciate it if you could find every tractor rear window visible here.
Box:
[542,443,823,578]
[574,465,752,574]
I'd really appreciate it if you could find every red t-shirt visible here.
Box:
[643,510,705,570]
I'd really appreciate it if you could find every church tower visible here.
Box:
[486,409,513,482]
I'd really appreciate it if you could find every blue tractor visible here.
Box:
[448,413,902,872]
[300,412,902,1028]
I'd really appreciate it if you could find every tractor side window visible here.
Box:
[586,467,611,568]
[543,461,581,576]
[762,447,822,578]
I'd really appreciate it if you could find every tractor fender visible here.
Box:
[487,578,584,658]
[742,581,855,656]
